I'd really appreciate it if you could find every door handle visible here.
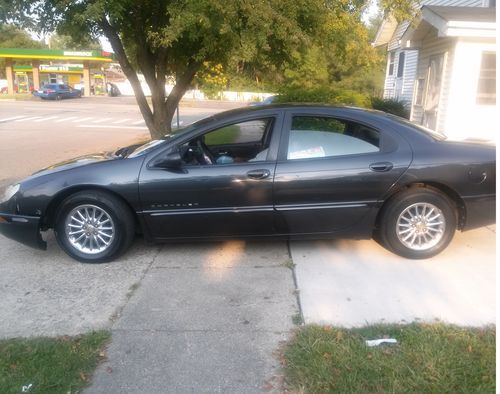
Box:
[247,169,271,179]
[369,162,393,172]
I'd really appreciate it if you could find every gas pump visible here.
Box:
[15,72,30,93]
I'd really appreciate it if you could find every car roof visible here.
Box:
[207,103,391,122]
[197,104,445,142]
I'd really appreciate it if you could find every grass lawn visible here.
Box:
[283,323,495,394]
[0,331,110,394]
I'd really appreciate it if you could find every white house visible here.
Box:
[373,0,486,104]
[373,1,496,141]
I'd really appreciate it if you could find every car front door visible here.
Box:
[57,84,68,98]
[139,112,283,239]
[273,109,413,235]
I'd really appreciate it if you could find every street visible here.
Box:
[0,96,226,186]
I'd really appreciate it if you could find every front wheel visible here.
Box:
[54,191,135,263]
[378,188,457,259]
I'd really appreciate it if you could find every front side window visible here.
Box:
[287,116,380,160]
[477,52,496,105]
[180,118,274,165]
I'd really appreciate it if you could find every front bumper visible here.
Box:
[0,213,47,250]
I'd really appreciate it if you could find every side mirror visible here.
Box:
[153,150,182,168]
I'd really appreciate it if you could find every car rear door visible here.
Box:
[273,108,413,235]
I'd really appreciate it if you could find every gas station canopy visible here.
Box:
[0,48,114,96]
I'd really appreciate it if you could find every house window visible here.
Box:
[397,52,405,78]
[476,52,496,105]
[388,52,395,76]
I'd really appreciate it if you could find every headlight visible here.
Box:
[0,183,20,204]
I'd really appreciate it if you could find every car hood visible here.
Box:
[29,151,120,179]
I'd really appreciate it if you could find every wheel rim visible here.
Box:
[64,204,115,254]
[396,202,445,251]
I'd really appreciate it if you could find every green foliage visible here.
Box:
[284,323,496,393]
[196,63,228,99]
[0,24,46,78]
[0,331,110,394]
[48,33,101,51]
[371,96,410,118]
[276,86,371,108]
[0,0,416,138]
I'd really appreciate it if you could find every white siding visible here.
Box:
[410,33,456,134]
[399,50,419,105]
[388,22,410,51]
[383,49,419,106]
[383,52,396,99]
[444,38,496,141]
[422,0,483,5]
[382,0,484,105]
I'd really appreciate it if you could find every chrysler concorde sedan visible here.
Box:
[0,105,495,263]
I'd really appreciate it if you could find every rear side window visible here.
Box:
[287,116,380,160]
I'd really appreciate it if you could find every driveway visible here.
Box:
[87,241,297,393]
[291,226,496,327]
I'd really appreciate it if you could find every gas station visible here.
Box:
[0,48,113,96]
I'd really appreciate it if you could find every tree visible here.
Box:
[1,0,326,138]
[0,24,46,78]
[2,0,413,139]
[48,33,101,51]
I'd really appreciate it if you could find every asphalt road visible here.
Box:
[0,96,225,187]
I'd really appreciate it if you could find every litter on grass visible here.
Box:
[21,383,33,392]
[365,338,398,347]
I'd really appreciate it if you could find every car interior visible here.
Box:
[179,118,275,165]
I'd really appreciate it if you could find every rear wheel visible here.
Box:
[378,187,457,259]
[55,94,62,100]
[54,191,135,263]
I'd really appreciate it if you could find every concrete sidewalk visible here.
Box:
[291,226,496,327]
[86,241,298,394]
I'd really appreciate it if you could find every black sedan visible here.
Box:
[0,105,495,263]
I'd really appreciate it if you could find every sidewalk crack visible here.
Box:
[109,245,163,325]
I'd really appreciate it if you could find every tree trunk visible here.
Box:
[99,19,200,140]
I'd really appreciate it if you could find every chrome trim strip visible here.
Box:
[275,201,375,211]
[145,206,274,216]
[140,201,377,216]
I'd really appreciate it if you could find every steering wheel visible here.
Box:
[196,139,215,164]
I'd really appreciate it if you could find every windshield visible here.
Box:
[126,116,215,158]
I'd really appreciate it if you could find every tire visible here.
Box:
[54,191,135,263]
[378,187,457,259]
[55,94,62,100]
